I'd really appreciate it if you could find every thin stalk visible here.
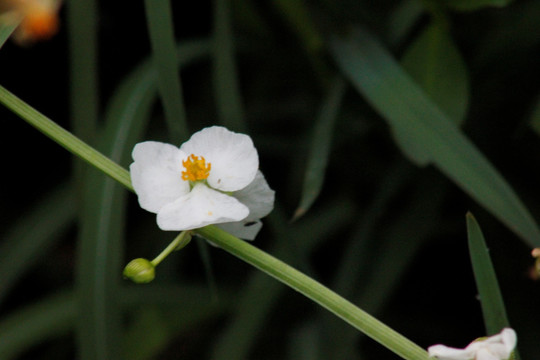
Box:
[196,226,429,360]
[2,84,429,359]
[151,231,191,266]
[0,84,133,191]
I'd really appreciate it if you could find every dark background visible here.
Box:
[0,0,539,359]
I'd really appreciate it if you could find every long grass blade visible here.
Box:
[75,49,162,360]
[143,0,188,143]
[0,184,75,306]
[293,77,346,219]
[330,28,540,248]
[401,21,469,125]
[66,0,99,143]
[0,20,18,49]
[213,0,247,132]
[466,213,512,334]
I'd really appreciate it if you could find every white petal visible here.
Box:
[467,328,516,359]
[180,126,258,192]
[156,183,249,230]
[465,329,516,356]
[428,329,517,360]
[499,328,517,355]
[427,345,474,360]
[130,141,189,213]
[475,349,500,360]
[217,220,263,240]
[232,170,275,221]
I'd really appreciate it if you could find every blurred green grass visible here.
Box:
[1,0,540,359]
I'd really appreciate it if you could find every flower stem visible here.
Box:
[196,225,430,360]
[1,85,429,359]
[151,231,191,267]
[0,84,133,191]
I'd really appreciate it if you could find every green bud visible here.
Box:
[123,258,155,284]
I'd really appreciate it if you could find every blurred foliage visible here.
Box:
[0,0,539,359]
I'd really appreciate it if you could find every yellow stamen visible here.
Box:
[182,154,211,181]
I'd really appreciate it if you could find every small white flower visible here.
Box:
[130,126,274,239]
[428,328,517,360]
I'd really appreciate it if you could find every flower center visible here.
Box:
[182,154,211,181]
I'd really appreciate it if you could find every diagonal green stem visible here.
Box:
[151,231,191,267]
[0,84,133,191]
[196,226,429,360]
[0,84,429,359]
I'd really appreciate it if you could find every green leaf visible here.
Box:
[401,22,469,126]
[330,28,540,248]
[66,0,99,143]
[144,0,189,143]
[387,0,425,46]
[0,19,18,49]
[466,213,514,337]
[293,77,346,220]
[441,0,513,11]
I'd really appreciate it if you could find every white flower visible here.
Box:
[428,328,517,360]
[130,126,274,239]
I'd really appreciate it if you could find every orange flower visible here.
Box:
[0,0,61,44]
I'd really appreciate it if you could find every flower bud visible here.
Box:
[123,258,155,284]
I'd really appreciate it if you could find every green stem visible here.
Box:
[1,85,429,359]
[151,231,191,267]
[0,84,133,191]
[196,226,429,360]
